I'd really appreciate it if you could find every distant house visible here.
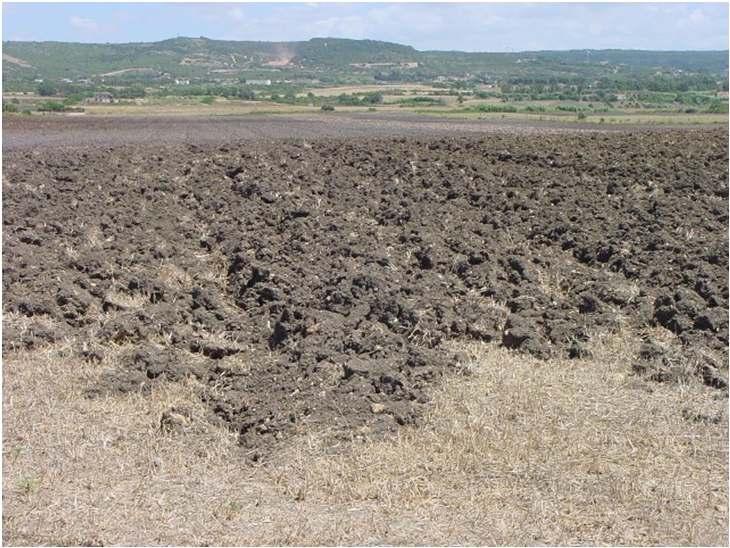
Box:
[246,79,272,86]
[89,92,114,104]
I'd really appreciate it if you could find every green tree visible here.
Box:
[37,81,57,96]
[238,89,255,100]
[363,92,383,104]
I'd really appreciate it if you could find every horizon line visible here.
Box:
[3,35,729,54]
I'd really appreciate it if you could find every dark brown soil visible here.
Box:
[3,126,728,454]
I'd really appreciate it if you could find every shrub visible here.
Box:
[397,96,444,106]
[321,104,335,112]
[336,93,361,106]
[36,81,57,97]
[472,104,517,113]
[3,102,18,113]
[117,85,146,99]
[200,96,215,105]
[63,94,83,106]
[37,101,65,112]
[362,92,383,105]
[706,101,728,113]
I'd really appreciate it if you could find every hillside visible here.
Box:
[2,36,728,91]
[2,37,419,84]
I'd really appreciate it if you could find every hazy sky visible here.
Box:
[3,3,728,51]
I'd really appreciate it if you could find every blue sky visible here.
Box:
[3,3,728,51]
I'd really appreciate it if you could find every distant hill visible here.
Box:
[3,37,419,81]
[2,36,727,90]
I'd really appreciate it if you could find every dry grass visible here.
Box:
[101,291,149,311]
[304,84,444,97]
[3,325,727,545]
[157,262,195,292]
[81,100,313,117]
[271,327,728,545]
[81,99,399,117]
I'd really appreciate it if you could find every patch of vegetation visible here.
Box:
[396,96,445,106]
[470,104,518,113]
[334,92,384,106]
[36,81,57,96]
[37,101,66,112]
[116,85,147,99]
[555,104,590,112]
[706,100,729,113]
[62,95,81,106]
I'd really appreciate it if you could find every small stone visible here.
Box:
[415,248,433,270]
[370,403,386,414]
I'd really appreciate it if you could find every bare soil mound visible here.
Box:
[3,129,728,452]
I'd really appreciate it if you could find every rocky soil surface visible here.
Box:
[4,128,728,451]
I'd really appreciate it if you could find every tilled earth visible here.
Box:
[1,112,681,151]
[3,128,728,451]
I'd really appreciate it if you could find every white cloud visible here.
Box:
[69,16,100,33]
